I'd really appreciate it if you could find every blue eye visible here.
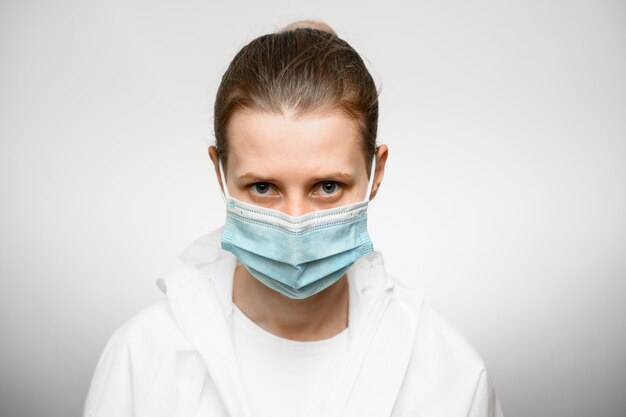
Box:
[253,183,271,194]
[320,182,339,195]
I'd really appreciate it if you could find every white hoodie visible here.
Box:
[83,228,503,417]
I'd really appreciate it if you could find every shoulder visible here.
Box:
[390,281,503,416]
[84,300,194,416]
[415,302,486,372]
[87,299,192,381]
[103,299,190,352]
[391,280,486,372]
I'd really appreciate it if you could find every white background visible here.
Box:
[1,1,625,416]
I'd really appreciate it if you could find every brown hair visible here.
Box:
[213,21,379,170]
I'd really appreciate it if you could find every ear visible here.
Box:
[208,146,225,194]
[368,144,388,201]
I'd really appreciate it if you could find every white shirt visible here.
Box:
[230,304,348,417]
[83,228,504,417]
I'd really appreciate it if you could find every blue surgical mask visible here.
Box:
[218,158,376,299]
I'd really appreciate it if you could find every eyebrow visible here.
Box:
[310,172,355,182]
[237,171,355,182]
[237,172,276,182]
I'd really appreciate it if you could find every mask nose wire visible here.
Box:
[364,155,377,202]
[218,159,231,203]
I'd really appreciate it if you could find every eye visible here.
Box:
[252,182,272,195]
[319,181,339,195]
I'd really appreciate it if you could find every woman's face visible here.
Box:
[210,110,387,216]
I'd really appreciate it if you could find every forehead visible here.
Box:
[226,110,365,175]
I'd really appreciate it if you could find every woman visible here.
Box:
[84,21,503,417]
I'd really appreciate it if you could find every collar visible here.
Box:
[156,227,395,321]
[155,227,417,417]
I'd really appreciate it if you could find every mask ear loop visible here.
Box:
[218,159,231,203]
[364,154,377,202]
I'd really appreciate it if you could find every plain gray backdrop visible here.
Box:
[1,1,625,416]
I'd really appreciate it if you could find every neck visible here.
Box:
[232,264,349,341]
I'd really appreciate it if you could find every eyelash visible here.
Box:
[248,182,342,197]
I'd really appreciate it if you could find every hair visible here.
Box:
[213,20,379,171]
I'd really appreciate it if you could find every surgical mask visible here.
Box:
[217,157,376,299]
